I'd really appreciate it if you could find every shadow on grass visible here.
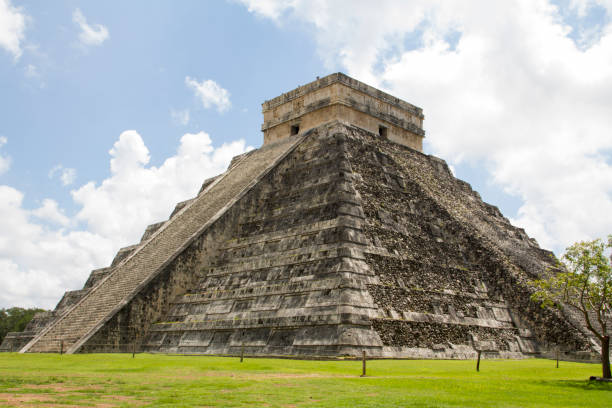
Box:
[539,379,612,391]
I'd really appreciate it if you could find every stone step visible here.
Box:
[220,216,363,250]
[248,177,349,209]
[144,324,381,354]
[236,207,347,239]
[219,228,344,261]
[196,259,375,293]
[151,307,374,331]
[174,277,366,304]
[168,291,378,322]
[110,244,140,267]
[140,221,167,242]
[83,267,112,289]
[201,244,368,276]
[211,228,368,267]
[240,194,360,229]
[270,155,345,182]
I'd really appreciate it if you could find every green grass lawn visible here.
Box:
[0,353,610,407]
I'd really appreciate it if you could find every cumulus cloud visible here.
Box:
[0,185,112,308]
[49,164,77,186]
[240,0,612,253]
[31,199,71,227]
[0,0,27,59]
[0,136,11,175]
[73,8,109,47]
[185,77,231,112]
[0,130,250,308]
[171,108,190,126]
[60,168,77,185]
[72,130,249,243]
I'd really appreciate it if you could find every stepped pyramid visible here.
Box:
[3,73,594,359]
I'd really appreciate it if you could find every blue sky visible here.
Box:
[1,1,322,213]
[1,0,611,308]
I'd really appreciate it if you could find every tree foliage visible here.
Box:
[0,307,46,343]
[531,235,612,378]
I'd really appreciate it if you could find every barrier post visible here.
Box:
[360,350,366,377]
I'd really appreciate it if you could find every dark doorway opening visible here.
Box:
[378,125,388,139]
[291,125,300,136]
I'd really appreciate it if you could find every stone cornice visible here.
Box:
[261,96,425,137]
[261,72,424,119]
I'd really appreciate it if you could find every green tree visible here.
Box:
[531,236,612,379]
[0,307,46,344]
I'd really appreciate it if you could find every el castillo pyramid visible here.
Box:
[1,73,597,359]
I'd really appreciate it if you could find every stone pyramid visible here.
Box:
[3,73,593,359]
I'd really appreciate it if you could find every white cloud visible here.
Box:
[185,77,231,112]
[171,108,190,126]
[72,130,249,243]
[0,0,27,59]
[238,0,296,20]
[49,164,77,186]
[60,168,77,185]
[72,8,109,47]
[240,0,612,253]
[32,199,70,227]
[24,63,38,78]
[0,130,250,308]
[0,185,112,308]
[0,136,11,175]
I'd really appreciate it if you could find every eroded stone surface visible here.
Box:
[2,122,594,358]
[2,74,596,359]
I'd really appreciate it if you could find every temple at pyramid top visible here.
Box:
[261,72,425,151]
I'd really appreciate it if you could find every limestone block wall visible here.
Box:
[340,124,590,357]
[262,73,425,151]
[142,128,383,357]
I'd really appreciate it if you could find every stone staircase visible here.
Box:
[142,130,383,357]
[20,135,303,354]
